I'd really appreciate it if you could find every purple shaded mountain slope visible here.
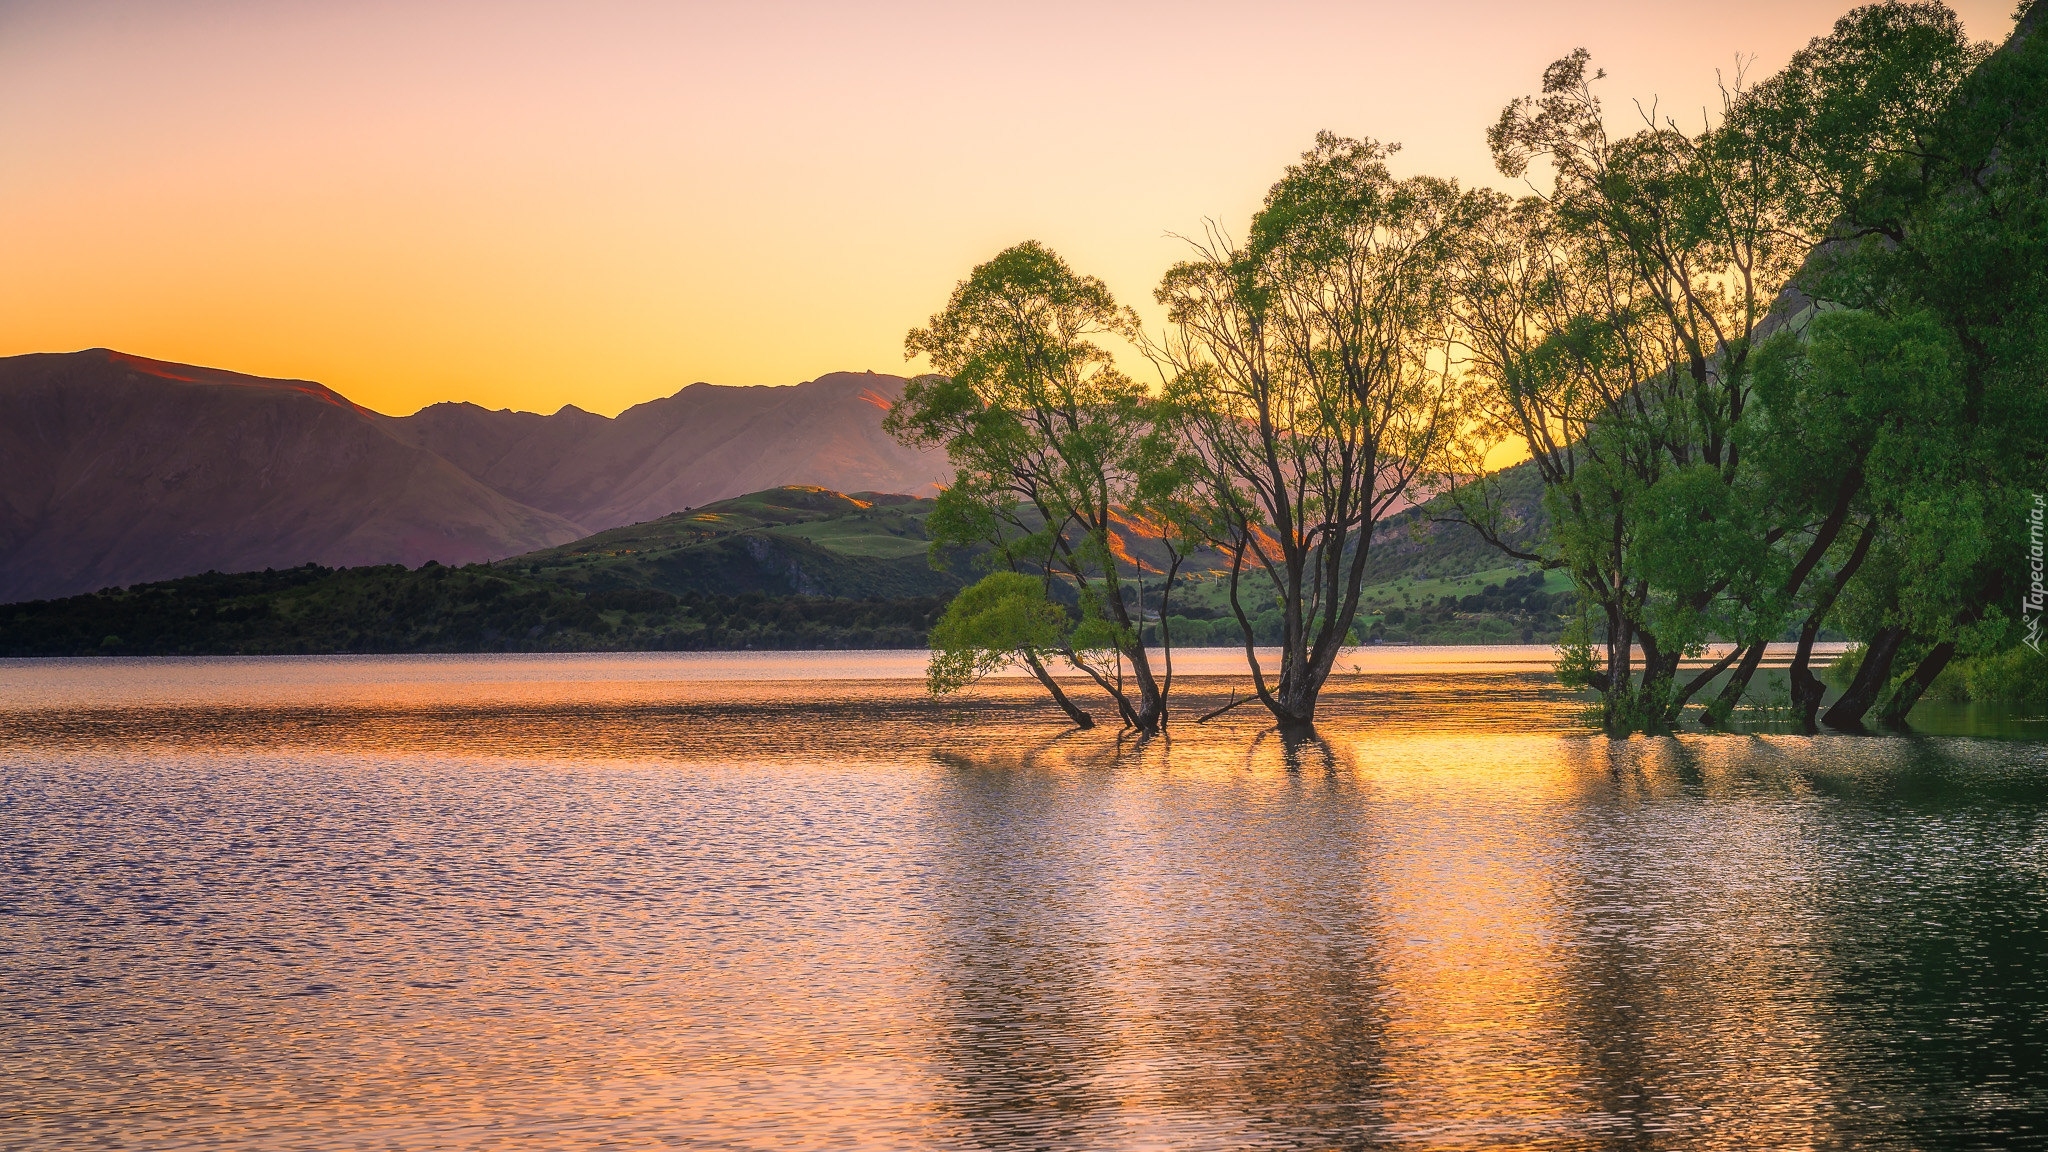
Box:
[383,371,945,530]
[0,351,949,603]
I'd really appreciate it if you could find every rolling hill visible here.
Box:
[508,486,972,600]
[0,486,970,655]
[0,349,950,603]
[0,478,1581,656]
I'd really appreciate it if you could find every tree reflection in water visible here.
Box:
[1,653,2043,1149]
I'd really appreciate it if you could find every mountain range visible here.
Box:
[0,349,948,603]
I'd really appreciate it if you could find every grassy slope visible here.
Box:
[509,486,967,599]
[0,486,963,656]
[1,474,1577,655]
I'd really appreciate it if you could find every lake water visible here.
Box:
[3,649,2046,1149]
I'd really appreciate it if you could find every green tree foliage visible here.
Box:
[1152,134,1461,733]
[925,571,1101,727]
[926,572,1072,693]
[1746,308,1964,723]
[1448,2,1992,732]
[888,241,1189,733]
[1460,45,1810,730]
[1799,2,2048,725]
[891,1,2043,737]
[1442,189,1676,730]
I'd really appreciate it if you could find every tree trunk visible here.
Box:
[1701,640,1770,727]
[1601,607,1634,733]
[1052,527,1169,735]
[1788,646,1829,733]
[1231,603,1320,735]
[1634,632,1683,734]
[1877,641,1956,726]
[1121,641,1168,735]
[1100,569,1168,735]
[1696,480,1869,729]
[1822,624,1908,729]
[1225,537,1331,738]
[1268,671,1322,737]
[1667,642,1748,724]
[1022,650,1093,729]
[1790,517,1880,731]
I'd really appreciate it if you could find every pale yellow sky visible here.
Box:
[0,0,2017,416]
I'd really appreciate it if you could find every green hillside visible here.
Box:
[0,486,967,656]
[510,486,971,599]
[0,479,1575,656]
[1364,463,1549,583]
[1158,464,1574,646]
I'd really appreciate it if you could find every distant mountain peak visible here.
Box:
[0,349,948,602]
[91,348,379,418]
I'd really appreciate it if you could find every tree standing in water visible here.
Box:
[887,241,1185,734]
[1805,3,2048,727]
[1153,134,1462,735]
[923,571,1100,728]
[1446,3,1990,732]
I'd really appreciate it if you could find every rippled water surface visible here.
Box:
[4,650,2046,1149]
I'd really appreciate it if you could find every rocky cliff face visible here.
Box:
[0,350,949,603]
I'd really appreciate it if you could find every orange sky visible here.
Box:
[0,0,2018,417]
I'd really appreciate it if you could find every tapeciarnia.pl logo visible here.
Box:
[2027,492,2044,654]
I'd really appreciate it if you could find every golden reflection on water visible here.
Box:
[2,652,2045,1150]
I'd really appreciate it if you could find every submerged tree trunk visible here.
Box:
[1669,642,1749,725]
[1113,546,1188,736]
[1822,624,1908,729]
[1264,665,1325,739]
[1068,649,1153,732]
[1022,650,1093,729]
[1054,534,1172,736]
[1122,643,1168,734]
[1632,631,1686,734]
[1700,474,1868,725]
[1877,641,1956,726]
[1065,630,1168,734]
[1590,602,1634,733]
[1701,640,1771,727]
[1108,578,1170,735]
[1671,639,1736,721]
[1227,553,1320,736]
[1790,518,1881,731]
[1787,653,1829,733]
[1225,517,1374,737]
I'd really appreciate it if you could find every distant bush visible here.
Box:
[1931,646,2048,705]
[1965,647,2048,704]
[1828,644,1866,687]
[1163,615,1214,646]
[1833,642,2044,705]
[588,588,680,614]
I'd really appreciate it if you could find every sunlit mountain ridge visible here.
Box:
[0,349,948,603]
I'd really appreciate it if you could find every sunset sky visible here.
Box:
[0,0,2019,417]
